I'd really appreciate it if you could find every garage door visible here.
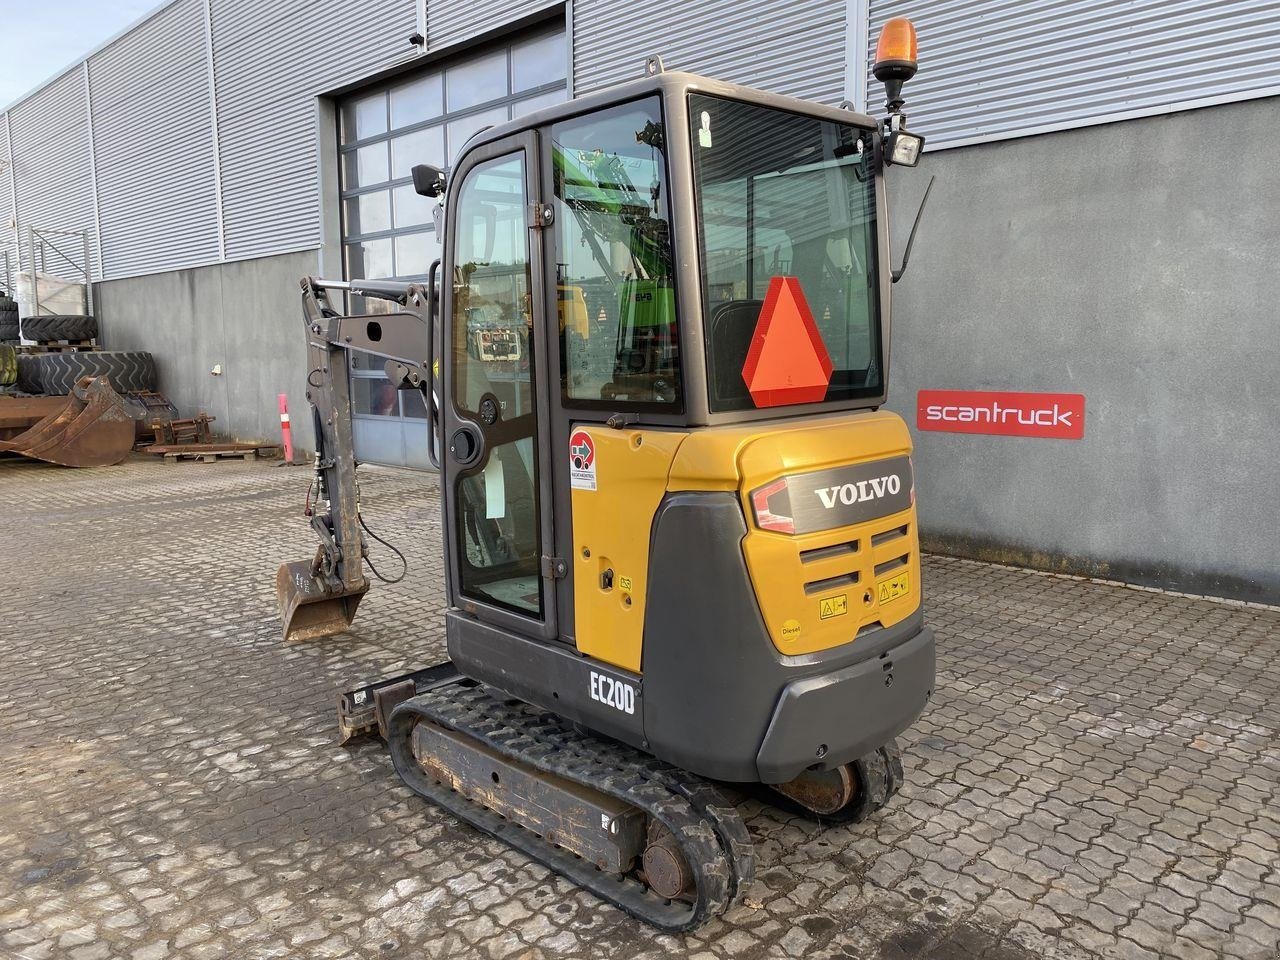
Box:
[338,25,567,468]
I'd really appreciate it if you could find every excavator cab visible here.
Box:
[279,23,935,931]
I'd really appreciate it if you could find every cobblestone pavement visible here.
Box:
[1,457,1277,960]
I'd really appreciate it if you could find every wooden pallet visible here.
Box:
[16,340,97,354]
[147,442,278,464]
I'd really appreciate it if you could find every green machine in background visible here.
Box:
[553,125,678,403]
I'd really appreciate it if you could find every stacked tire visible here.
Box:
[18,351,157,395]
[0,293,17,343]
[20,314,100,343]
[15,354,41,393]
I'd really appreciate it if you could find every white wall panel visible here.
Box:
[210,0,418,261]
[6,70,96,278]
[89,0,221,279]
[426,0,560,51]
[0,116,16,284]
[573,0,848,103]
[866,0,1280,149]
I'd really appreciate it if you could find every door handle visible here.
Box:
[449,423,483,466]
[424,258,442,470]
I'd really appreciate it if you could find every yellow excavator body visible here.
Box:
[276,32,937,930]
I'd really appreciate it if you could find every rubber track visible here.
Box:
[765,740,905,825]
[387,681,754,931]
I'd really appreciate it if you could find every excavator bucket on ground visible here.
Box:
[276,551,369,642]
[0,376,136,467]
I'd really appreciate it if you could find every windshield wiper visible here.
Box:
[891,176,934,283]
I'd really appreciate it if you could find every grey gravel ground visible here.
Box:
[1,455,1277,960]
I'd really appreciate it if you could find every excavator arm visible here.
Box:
[276,271,438,641]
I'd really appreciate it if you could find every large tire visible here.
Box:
[0,313,18,342]
[0,295,16,311]
[30,351,157,395]
[20,314,99,343]
[15,355,41,393]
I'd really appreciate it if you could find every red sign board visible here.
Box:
[741,277,833,407]
[917,390,1086,440]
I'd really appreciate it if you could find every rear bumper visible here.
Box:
[755,624,934,783]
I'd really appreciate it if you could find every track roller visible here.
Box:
[386,680,754,931]
[769,739,905,824]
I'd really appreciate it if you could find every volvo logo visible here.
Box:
[751,455,913,535]
[815,474,902,509]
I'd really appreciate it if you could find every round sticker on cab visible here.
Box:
[780,619,802,642]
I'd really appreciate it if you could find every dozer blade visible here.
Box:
[276,558,369,642]
[0,377,136,468]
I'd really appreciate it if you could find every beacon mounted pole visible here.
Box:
[874,17,926,166]
[871,16,934,282]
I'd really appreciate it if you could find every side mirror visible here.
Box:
[412,164,447,198]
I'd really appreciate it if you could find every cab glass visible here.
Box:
[689,94,883,412]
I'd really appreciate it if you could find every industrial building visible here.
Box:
[2,0,1278,602]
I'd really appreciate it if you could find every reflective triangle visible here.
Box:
[741,276,833,408]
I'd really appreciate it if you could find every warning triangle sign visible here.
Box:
[741,276,833,408]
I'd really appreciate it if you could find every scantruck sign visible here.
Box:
[917,390,1086,440]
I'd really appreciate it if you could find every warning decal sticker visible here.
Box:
[819,594,848,620]
[569,429,597,491]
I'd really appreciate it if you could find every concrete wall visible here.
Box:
[883,95,1280,604]
[95,250,318,450]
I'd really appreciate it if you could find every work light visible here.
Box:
[886,129,925,167]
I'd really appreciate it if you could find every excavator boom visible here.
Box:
[275,275,437,642]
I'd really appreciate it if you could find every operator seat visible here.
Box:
[708,299,763,408]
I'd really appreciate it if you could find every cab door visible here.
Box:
[440,131,558,641]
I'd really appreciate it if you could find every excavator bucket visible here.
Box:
[276,555,369,642]
[0,376,136,468]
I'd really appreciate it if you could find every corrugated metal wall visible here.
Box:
[427,0,559,50]
[6,69,96,278]
[210,0,416,261]
[573,0,848,103]
[89,0,221,279]
[0,117,16,284]
[4,0,1280,282]
[866,0,1280,149]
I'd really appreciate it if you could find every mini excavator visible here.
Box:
[277,19,935,930]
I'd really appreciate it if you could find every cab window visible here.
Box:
[690,94,883,412]
[550,98,681,409]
